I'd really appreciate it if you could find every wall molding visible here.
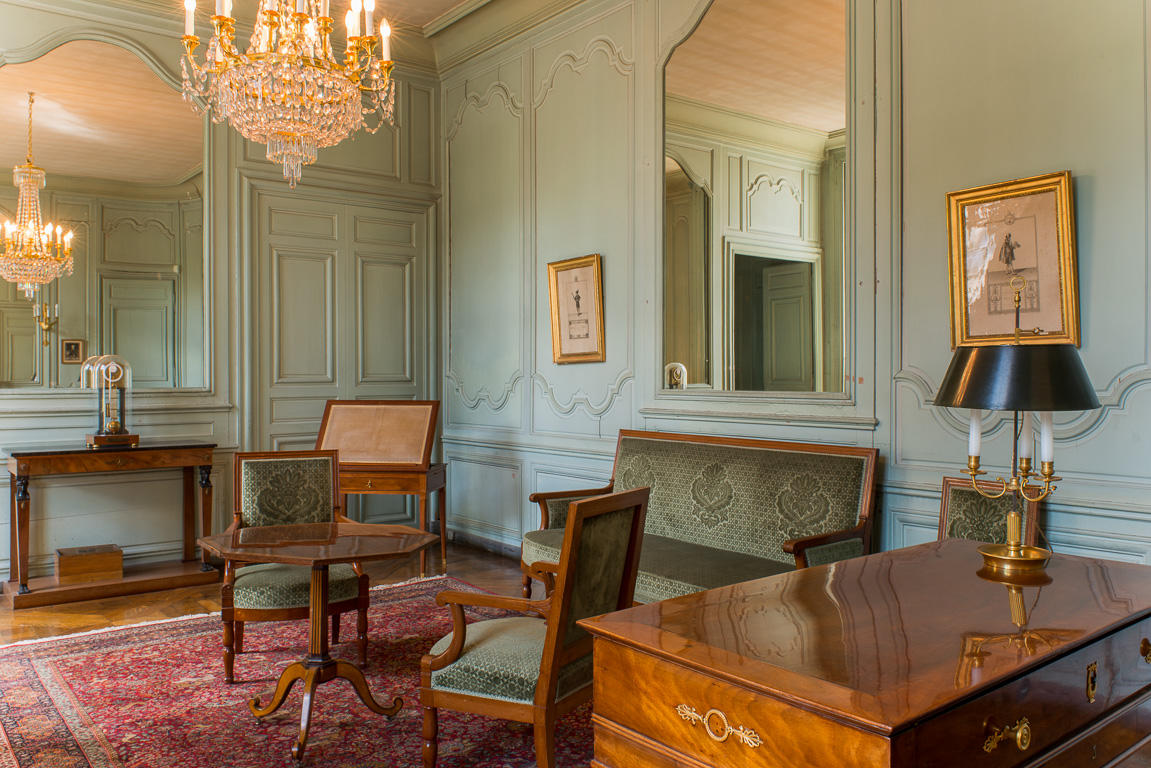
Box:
[532,35,634,107]
[446,80,525,141]
[447,369,525,411]
[531,368,633,417]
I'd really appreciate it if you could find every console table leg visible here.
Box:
[13,476,30,594]
[438,485,448,572]
[199,465,214,572]
[419,493,429,577]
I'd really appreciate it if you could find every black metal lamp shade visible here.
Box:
[934,344,1101,411]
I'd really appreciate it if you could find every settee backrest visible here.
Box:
[610,431,876,564]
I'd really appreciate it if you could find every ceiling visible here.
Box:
[666,0,846,134]
[0,0,842,185]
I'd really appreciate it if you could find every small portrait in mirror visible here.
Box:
[61,339,85,365]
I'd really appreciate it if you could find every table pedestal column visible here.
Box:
[249,564,403,761]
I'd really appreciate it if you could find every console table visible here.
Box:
[5,439,219,609]
[581,539,1151,767]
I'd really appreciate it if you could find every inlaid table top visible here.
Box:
[198,522,437,567]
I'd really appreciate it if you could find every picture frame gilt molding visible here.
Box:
[547,253,605,364]
[61,339,84,364]
[946,171,1080,348]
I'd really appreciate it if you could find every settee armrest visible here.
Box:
[783,521,870,569]
[527,484,614,529]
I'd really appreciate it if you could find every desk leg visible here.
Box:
[10,475,29,594]
[249,564,401,761]
[418,493,429,577]
[182,467,195,562]
[438,484,448,572]
[199,466,214,572]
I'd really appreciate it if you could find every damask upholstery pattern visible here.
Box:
[239,456,335,528]
[233,562,360,609]
[944,486,1023,545]
[611,437,867,564]
[429,617,592,704]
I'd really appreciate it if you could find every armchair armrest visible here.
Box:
[524,560,559,596]
[424,589,552,672]
[527,484,614,529]
[783,521,869,569]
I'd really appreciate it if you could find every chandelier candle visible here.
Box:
[181,0,396,187]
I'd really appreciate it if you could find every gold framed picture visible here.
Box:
[547,254,605,364]
[946,171,1080,347]
[60,339,85,364]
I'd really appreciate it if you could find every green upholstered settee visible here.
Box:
[520,430,878,604]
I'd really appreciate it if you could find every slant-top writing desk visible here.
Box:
[5,439,218,609]
[316,400,446,576]
[582,539,1151,767]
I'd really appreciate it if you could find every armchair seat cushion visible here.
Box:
[233,562,360,610]
[523,529,793,603]
[428,616,592,704]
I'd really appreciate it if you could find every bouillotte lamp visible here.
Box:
[934,281,1100,575]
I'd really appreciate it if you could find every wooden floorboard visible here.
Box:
[0,541,526,645]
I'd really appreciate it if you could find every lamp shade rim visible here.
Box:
[934,344,1100,412]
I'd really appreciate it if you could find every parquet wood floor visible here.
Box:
[0,542,525,645]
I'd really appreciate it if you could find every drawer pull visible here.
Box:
[984,717,1031,753]
[675,704,762,748]
[367,480,373,489]
[1141,638,1151,664]
[108,457,130,468]
[1086,661,1097,703]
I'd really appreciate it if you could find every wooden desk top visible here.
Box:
[581,538,1151,736]
[199,522,438,567]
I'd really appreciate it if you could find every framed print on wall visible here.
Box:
[547,254,605,364]
[61,339,84,364]
[946,170,1080,347]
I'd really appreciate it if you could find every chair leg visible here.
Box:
[533,713,557,768]
[331,612,341,645]
[521,569,534,599]
[235,621,245,654]
[223,620,236,684]
[422,706,438,768]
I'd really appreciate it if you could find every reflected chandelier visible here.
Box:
[0,93,74,300]
[181,0,395,187]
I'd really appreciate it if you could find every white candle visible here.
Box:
[379,18,391,59]
[350,0,362,35]
[345,9,355,38]
[296,0,305,13]
[1040,411,1055,463]
[320,0,329,17]
[1018,411,1032,460]
[215,0,223,16]
[224,0,232,16]
[968,409,981,457]
[364,0,374,36]
[185,0,196,35]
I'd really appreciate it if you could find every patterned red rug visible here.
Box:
[0,577,593,767]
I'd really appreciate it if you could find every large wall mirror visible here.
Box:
[0,39,206,390]
[663,0,847,393]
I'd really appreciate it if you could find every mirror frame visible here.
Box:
[0,29,213,395]
[654,0,871,419]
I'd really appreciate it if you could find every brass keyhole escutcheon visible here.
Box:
[1141,638,1151,664]
[984,717,1032,753]
[367,480,373,489]
[1086,661,1098,703]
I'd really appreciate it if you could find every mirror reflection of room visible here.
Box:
[0,40,206,389]
[663,0,846,393]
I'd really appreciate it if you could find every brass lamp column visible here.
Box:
[934,282,1100,575]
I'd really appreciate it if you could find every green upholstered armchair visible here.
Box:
[938,476,1040,546]
[419,487,650,768]
[220,450,369,683]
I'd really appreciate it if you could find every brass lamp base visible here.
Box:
[978,543,1052,575]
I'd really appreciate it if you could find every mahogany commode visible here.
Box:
[581,538,1151,767]
[199,521,438,761]
[5,439,217,609]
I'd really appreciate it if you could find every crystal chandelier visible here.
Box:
[181,0,395,187]
[0,93,74,300]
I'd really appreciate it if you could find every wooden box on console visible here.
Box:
[54,544,123,585]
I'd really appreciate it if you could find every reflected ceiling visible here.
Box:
[666,0,846,133]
